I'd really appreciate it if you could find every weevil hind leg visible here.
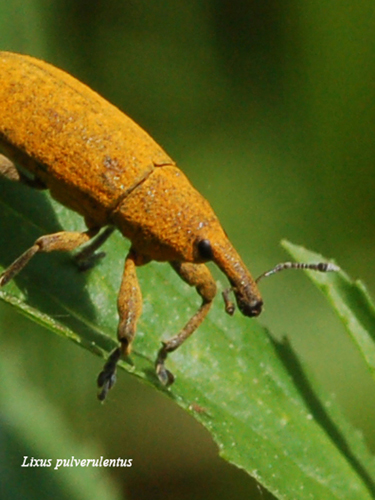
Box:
[155,262,217,386]
[0,154,46,189]
[0,228,100,287]
[97,249,143,401]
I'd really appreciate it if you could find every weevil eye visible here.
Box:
[196,238,214,261]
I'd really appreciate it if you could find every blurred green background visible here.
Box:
[0,1,375,498]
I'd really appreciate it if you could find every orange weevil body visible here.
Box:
[0,52,338,400]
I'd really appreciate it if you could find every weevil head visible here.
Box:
[199,234,263,318]
[113,164,263,316]
[185,203,263,318]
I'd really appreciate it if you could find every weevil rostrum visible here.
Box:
[0,52,338,400]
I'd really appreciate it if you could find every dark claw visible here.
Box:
[97,369,117,390]
[156,364,175,386]
[97,347,121,401]
[97,371,117,401]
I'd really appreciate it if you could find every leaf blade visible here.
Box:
[1,184,375,499]
[282,240,375,382]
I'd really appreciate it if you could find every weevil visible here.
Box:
[0,52,339,400]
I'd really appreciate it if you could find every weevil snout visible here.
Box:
[222,284,263,317]
[237,296,263,317]
[211,239,263,318]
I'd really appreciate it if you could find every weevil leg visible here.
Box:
[0,228,100,287]
[75,226,115,270]
[155,262,217,386]
[97,249,143,401]
[0,154,46,189]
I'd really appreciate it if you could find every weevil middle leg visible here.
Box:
[97,249,143,401]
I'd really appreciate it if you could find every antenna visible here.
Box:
[255,261,340,283]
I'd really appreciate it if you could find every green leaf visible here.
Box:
[282,240,375,384]
[1,180,375,499]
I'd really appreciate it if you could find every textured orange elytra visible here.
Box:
[0,52,172,226]
[0,52,263,397]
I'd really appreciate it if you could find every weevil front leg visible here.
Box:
[156,261,217,386]
[0,228,100,287]
[97,249,143,401]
